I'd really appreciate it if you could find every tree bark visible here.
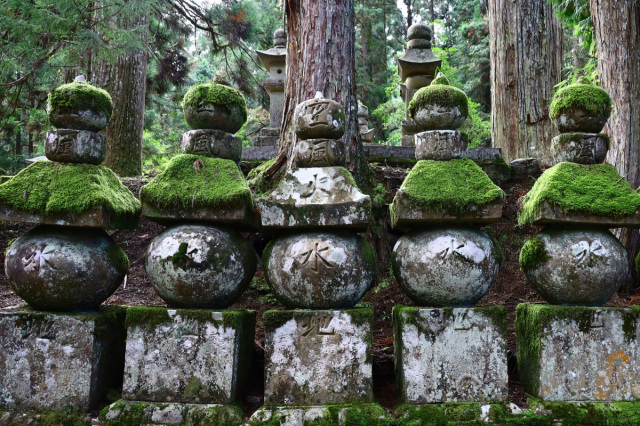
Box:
[489,0,563,164]
[94,14,148,177]
[591,0,640,291]
[270,0,368,186]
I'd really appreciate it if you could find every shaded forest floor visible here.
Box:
[1,163,640,420]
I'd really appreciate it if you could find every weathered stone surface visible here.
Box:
[248,404,389,425]
[509,158,541,179]
[554,108,609,134]
[394,306,508,403]
[264,231,375,309]
[264,309,373,405]
[254,127,279,147]
[0,306,126,411]
[464,147,503,161]
[470,158,512,185]
[362,144,415,160]
[294,138,345,167]
[414,130,466,160]
[524,201,640,227]
[5,226,128,311]
[258,167,371,229]
[551,132,608,164]
[48,82,111,132]
[516,303,640,401]
[45,129,106,164]
[520,228,628,306]
[393,228,500,307]
[122,307,255,403]
[182,84,247,133]
[99,400,243,425]
[413,103,466,131]
[242,146,278,161]
[401,134,416,147]
[145,224,256,309]
[181,129,241,162]
[294,96,345,140]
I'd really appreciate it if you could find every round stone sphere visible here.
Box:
[407,22,432,41]
[145,224,256,308]
[182,83,247,133]
[550,77,611,133]
[520,228,628,306]
[410,77,469,131]
[392,228,500,307]
[5,225,128,311]
[294,97,346,140]
[264,231,375,309]
[48,82,112,132]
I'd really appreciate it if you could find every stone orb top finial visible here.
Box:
[274,28,286,47]
[407,22,432,41]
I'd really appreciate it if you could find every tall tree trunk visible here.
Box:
[591,0,640,291]
[270,0,368,186]
[94,14,148,177]
[489,0,563,164]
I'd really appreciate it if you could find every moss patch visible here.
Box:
[519,236,551,271]
[408,79,469,118]
[518,162,640,225]
[182,83,247,120]
[549,77,611,120]
[48,82,112,117]
[391,158,503,220]
[139,154,253,211]
[0,161,140,228]
[99,400,243,425]
[249,404,391,426]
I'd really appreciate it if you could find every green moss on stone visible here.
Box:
[48,82,113,118]
[519,236,551,271]
[408,79,469,118]
[621,307,640,343]
[0,176,12,185]
[431,75,450,86]
[518,162,640,225]
[549,77,611,120]
[0,161,140,228]
[182,83,247,121]
[249,404,391,426]
[391,159,503,220]
[125,306,172,329]
[362,238,377,274]
[140,154,252,211]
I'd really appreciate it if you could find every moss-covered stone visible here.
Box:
[0,161,140,228]
[518,162,640,226]
[48,82,113,118]
[99,400,244,425]
[249,404,392,426]
[140,154,252,212]
[549,77,611,121]
[182,83,247,133]
[391,158,503,223]
[519,236,551,271]
[408,79,469,118]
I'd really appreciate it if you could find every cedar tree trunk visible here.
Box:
[489,0,563,164]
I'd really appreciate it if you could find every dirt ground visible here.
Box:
[1,163,640,419]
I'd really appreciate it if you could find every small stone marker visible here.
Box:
[122,307,255,404]
[0,306,126,411]
[517,303,640,401]
[394,306,508,403]
[263,309,373,405]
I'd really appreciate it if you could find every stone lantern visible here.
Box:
[397,22,442,146]
[255,28,287,146]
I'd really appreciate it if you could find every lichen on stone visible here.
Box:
[48,82,113,117]
[408,78,469,118]
[549,77,611,120]
[519,236,551,271]
[0,161,140,228]
[139,154,253,211]
[391,158,503,218]
[518,162,640,226]
[182,83,247,120]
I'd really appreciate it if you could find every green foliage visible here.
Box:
[48,82,113,117]
[549,77,611,119]
[236,107,270,147]
[550,0,594,52]
[371,73,405,146]
[0,161,140,228]
[140,154,252,210]
[518,162,640,225]
[391,158,503,218]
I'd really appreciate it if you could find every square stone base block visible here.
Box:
[98,400,243,425]
[516,303,640,401]
[264,308,373,405]
[393,306,508,403]
[0,306,126,411]
[248,403,388,425]
[122,307,255,404]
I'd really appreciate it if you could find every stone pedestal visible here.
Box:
[516,303,640,401]
[0,306,126,411]
[393,306,508,403]
[255,127,280,147]
[121,307,255,404]
[263,308,373,405]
